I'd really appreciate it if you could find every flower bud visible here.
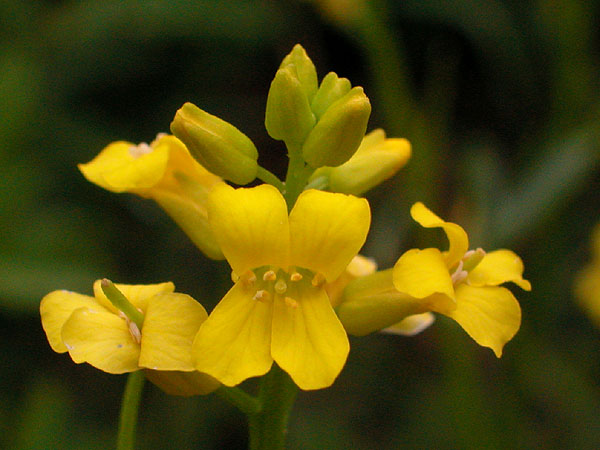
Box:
[145,369,220,396]
[279,44,319,102]
[265,65,316,146]
[171,102,258,185]
[310,72,351,120]
[302,86,371,168]
[311,129,411,195]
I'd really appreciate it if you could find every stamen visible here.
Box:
[274,279,287,294]
[290,272,303,282]
[311,273,326,287]
[263,270,277,281]
[231,271,240,283]
[128,142,153,159]
[129,322,142,344]
[450,261,468,284]
[284,296,299,308]
[253,290,271,302]
[240,270,257,286]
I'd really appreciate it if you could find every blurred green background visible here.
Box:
[2,0,600,448]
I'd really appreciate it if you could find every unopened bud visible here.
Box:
[280,44,318,102]
[310,72,351,120]
[265,65,316,146]
[171,103,258,185]
[302,86,371,168]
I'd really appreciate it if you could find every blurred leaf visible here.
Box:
[491,117,600,245]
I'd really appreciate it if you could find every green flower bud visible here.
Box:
[170,103,258,185]
[310,72,351,120]
[302,86,371,168]
[265,65,316,146]
[311,129,411,195]
[280,44,319,102]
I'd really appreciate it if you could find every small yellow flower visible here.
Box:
[192,184,370,390]
[78,133,224,259]
[575,224,600,327]
[40,281,219,396]
[392,203,531,356]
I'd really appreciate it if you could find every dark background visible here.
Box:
[2,0,600,448]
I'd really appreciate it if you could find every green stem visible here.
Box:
[101,279,144,328]
[257,166,285,192]
[215,386,262,416]
[283,144,314,210]
[248,364,298,450]
[117,371,145,450]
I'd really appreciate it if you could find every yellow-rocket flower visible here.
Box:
[78,133,224,259]
[393,202,531,356]
[192,184,370,390]
[575,224,600,327]
[40,281,219,396]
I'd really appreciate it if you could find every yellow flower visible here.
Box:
[575,224,600,327]
[78,133,224,259]
[192,184,370,390]
[392,202,531,357]
[40,281,219,396]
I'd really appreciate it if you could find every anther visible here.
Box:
[274,279,287,294]
[290,272,303,282]
[311,273,326,287]
[240,270,257,286]
[128,142,153,159]
[450,261,468,285]
[263,270,277,281]
[129,322,142,344]
[253,290,270,302]
[231,271,240,283]
[284,296,299,308]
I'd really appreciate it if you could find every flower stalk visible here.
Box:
[117,370,145,450]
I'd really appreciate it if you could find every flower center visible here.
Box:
[237,266,324,309]
[451,248,485,286]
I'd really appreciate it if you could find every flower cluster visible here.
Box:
[41,44,530,395]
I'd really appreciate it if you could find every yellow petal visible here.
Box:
[447,284,521,357]
[40,290,106,353]
[410,202,468,269]
[61,307,140,373]
[151,135,222,194]
[78,141,168,194]
[393,248,455,300]
[325,255,377,308]
[382,312,435,336]
[144,370,220,396]
[271,285,349,390]
[139,293,208,371]
[93,280,175,314]
[467,249,531,291]
[208,183,290,276]
[289,190,370,281]
[193,281,273,386]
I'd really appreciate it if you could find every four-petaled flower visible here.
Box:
[192,184,370,390]
[78,133,224,259]
[393,202,531,356]
[40,281,219,395]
